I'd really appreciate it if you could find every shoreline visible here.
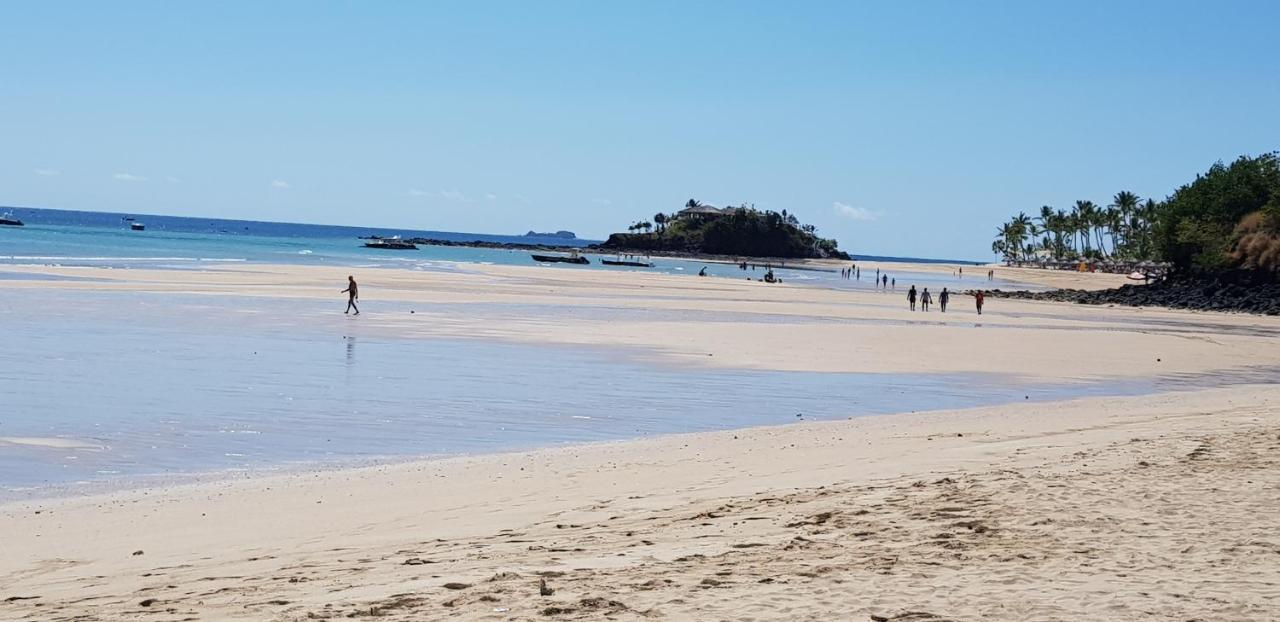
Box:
[3,261,1278,380]
[5,384,1277,620]
[4,259,1280,619]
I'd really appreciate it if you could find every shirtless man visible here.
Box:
[342,275,360,315]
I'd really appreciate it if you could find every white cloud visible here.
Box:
[271,179,291,189]
[113,172,148,182]
[439,189,468,201]
[833,201,880,222]
[484,193,498,200]
[165,176,182,184]
[408,188,430,197]
[34,168,59,177]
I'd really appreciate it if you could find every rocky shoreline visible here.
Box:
[986,272,1280,315]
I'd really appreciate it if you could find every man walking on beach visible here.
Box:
[939,287,950,313]
[974,290,985,315]
[342,275,360,315]
[921,287,932,311]
[907,285,917,311]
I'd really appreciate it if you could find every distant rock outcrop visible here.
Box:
[525,230,577,239]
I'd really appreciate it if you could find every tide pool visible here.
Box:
[1,289,1272,499]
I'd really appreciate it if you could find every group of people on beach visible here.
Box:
[843,264,895,290]
[906,285,983,314]
[339,269,987,317]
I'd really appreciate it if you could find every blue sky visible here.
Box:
[2,1,1277,259]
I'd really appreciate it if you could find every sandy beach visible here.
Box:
[4,262,1280,620]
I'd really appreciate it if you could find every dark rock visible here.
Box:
[985,271,1280,315]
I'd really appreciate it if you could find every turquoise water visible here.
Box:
[0,206,1013,291]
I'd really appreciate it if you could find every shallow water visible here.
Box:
[3,288,1277,500]
[0,218,1020,293]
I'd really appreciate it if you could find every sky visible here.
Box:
[2,1,1277,259]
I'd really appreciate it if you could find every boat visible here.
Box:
[601,259,654,268]
[0,211,23,226]
[364,237,418,250]
[131,222,146,231]
[531,252,589,265]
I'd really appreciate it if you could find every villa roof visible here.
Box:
[678,205,725,215]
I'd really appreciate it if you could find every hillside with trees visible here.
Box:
[596,200,848,260]
[992,153,1280,275]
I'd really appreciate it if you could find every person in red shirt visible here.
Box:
[974,290,985,315]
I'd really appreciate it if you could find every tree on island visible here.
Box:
[596,201,847,260]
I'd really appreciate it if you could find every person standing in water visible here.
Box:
[907,285,917,311]
[882,274,888,289]
[921,287,932,311]
[341,275,359,315]
[939,287,950,312]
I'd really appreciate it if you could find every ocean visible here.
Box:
[0,206,996,290]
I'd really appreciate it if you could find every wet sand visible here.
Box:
[3,261,1280,620]
[2,261,1277,380]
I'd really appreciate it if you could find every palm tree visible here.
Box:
[1013,212,1033,259]
[1072,200,1097,256]
[991,237,1009,262]
[653,213,667,235]
[1110,191,1139,256]
[994,220,1026,263]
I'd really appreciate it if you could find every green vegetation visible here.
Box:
[599,200,848,259]
[1157,153,1280,272]
[993,152,1280,273]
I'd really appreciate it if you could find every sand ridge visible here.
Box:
[3,261,1278,381]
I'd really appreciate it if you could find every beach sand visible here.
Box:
[3,386,1277,621]
[3,262,1279,620]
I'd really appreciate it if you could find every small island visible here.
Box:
[524,230,577,239]
[594,200,849,260]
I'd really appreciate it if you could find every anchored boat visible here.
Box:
[600,259,654,268]
[531,251,589,265]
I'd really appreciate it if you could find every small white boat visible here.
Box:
[0,211,23,226]
[131,222,146,231]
